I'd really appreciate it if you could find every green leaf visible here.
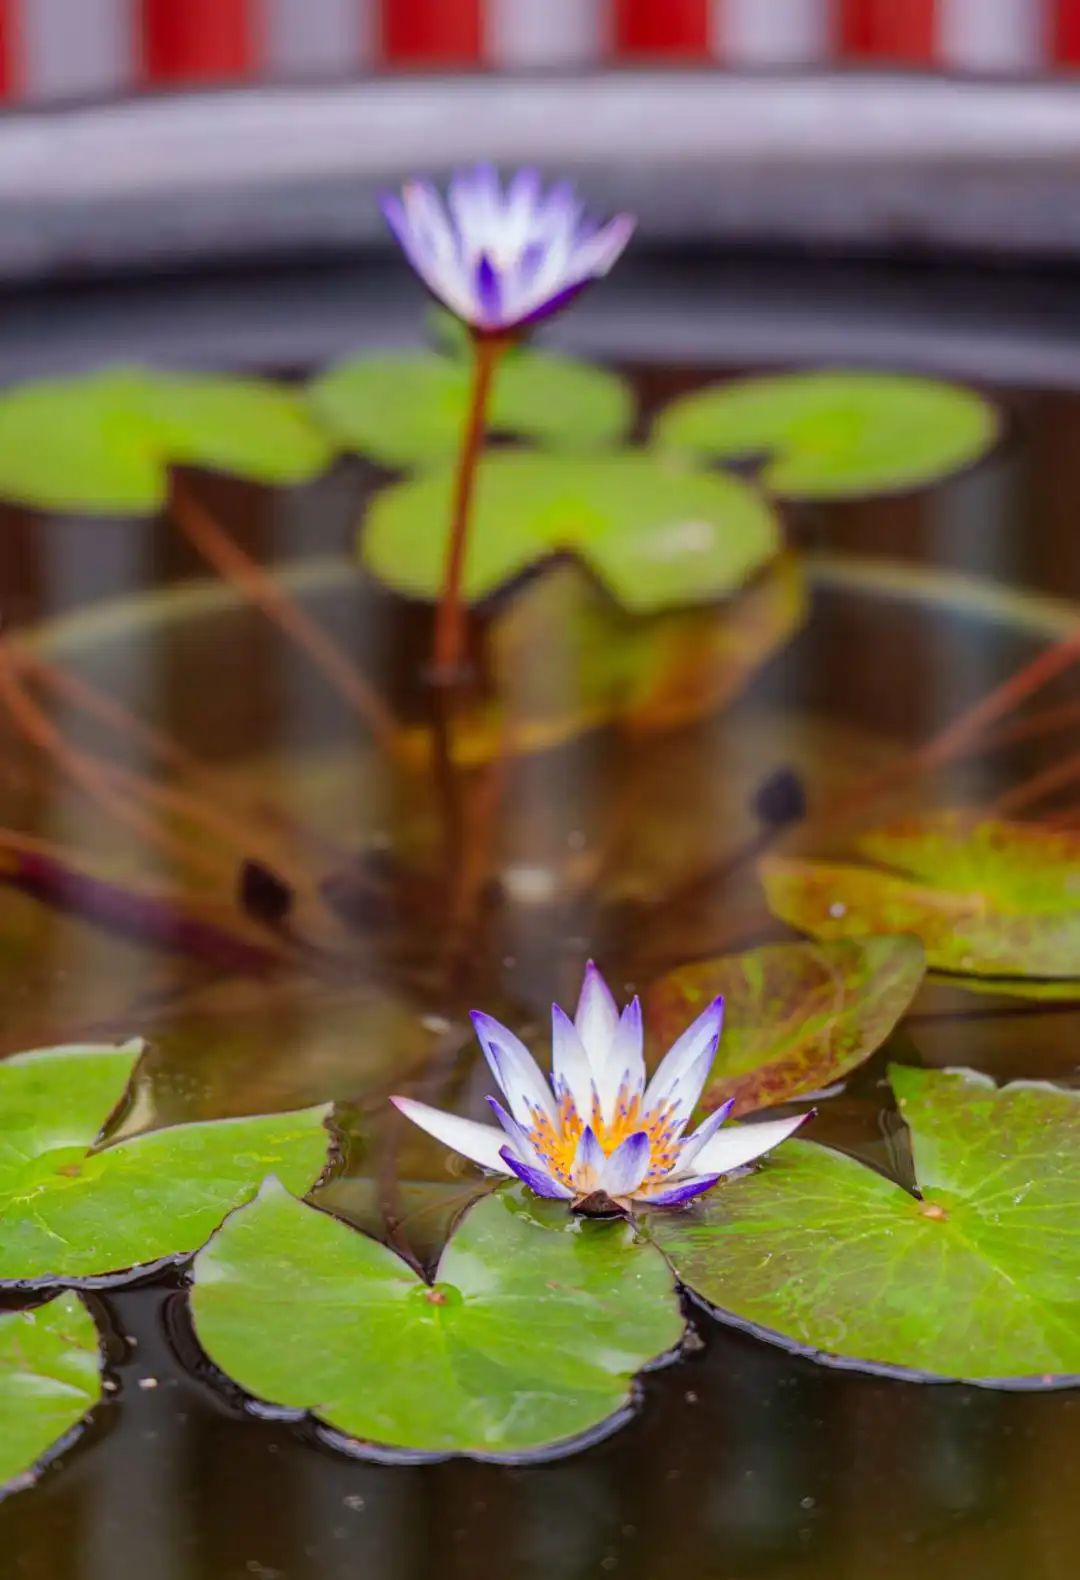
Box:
[0,367,333,515]
[761,813,1080,982]
[0,1044,332,1285]
[645,935,925,1117]
[309,349,632,469]
[361,450,781,612]
[654,370,998,499]
[142,371,334,486]
[191,1181,684,1459]
[0,370,163,513]
[649,1066,1080,1384]
[0,1293,101,1495]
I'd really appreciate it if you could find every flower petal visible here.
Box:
[692,1111,812,1176]
[643,995,724,1118]
[500,1146,574,1200]
[570,1126,606,1194]
[636,1173,722,1208]
[678,1099,735,1171]
[391,1096,514,1175]
[600,1131,651,1198]
[551,1003,594,1121]
[471,1011,555,1127]
[473,253,502,329]
[574,961,620,1065]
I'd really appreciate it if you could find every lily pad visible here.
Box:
[191,1180,684,1460]
[309,349,632,469]
[0,367,333,514]
[646,935,925,1117]
[361,450,781,612]
[761,814,1080,982]
[0,1043,332,1285]
[654,370,998,499]
[0,1292,102,1495]
[649,1066,1080,1384]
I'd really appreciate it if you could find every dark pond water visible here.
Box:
[0,345,1079,1579]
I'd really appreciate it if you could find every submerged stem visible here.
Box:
[170,486,406,763]
[431,332,508,683]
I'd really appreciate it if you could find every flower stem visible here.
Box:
[431,332,508,683]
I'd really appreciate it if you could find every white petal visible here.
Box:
[471,1011,556,1128]
[574,960,620,1066]
[692,1111,811,1176]
[611,997,646,1096]
[643,996,724,1117]
[551,1004,595,1121]
[570,1126,605,1194]
[390,1096,514,1175]
[678,1099,735,1171]
[600,1131,651,1198]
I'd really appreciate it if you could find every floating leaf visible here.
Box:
[308,348,632,469]
[361,450,781,612]
[0,367,333,515]
[0,1293,101,1495]
[646,935,925,1117]
[191,1181,684,1460]
[654,370,997,499]
[650,1066,1080,1384]
[0,1043,331,1285]
[761,814,1080,982]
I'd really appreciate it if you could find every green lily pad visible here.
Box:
[650,1066,1080,1384]
[0,1043,332,1285]
[761,813,1080,983]
[309,348,632,469]
[645,935,925,1118]
[654,370,998,499]
[191,1180,684,1460]
[0,367,333,515]
[0,1292,102,1495]
[361,450,781,612]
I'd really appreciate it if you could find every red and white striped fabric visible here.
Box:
[0,1,1078,104]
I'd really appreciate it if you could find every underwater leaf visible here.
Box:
[761,814,1080,981]
[398,555,805,768]
[654,370,997,499]
[0,1293,101,1495]
[191,1181,684,1460]
[361,450,781,612]
[308,349,632,469]
[0,370,163,513]
[646,935,925,1117]
[650,1066,1080,1384]
[142,371,334,486]
[0,1044,332,1285]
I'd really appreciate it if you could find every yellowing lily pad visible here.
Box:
[0,367,333,515]
[646,935,925,1118]
[361,450,781,612]
[761,814,1080,983]
[0,1043,332,1285]
[0,1293,102,1496]
[309,348,632,469]
[654,370,997,499]
[191,1181,685,1460]
[650,1066,1080,1384]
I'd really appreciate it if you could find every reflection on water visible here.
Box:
[0,368,1079,1578]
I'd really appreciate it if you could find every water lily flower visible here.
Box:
[380,164,636,336]
[392,963,811,1211]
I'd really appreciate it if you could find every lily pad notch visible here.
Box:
[0,1292,104,1498]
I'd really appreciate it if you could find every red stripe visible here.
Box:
[614,0,711,58]
[840,0,935,61]
[1054,1,1080,62]
[381,0,483,65]
[0,0,18,98]
[140,0,257,84]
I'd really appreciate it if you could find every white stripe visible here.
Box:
[22,0,134,102]
[486,0,606,68]
[264,0,377,77]
[715,0,831,66]
[937,0,1046,74]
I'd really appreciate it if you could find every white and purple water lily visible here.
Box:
[380,165,635,336]
[392,964,811,1211]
